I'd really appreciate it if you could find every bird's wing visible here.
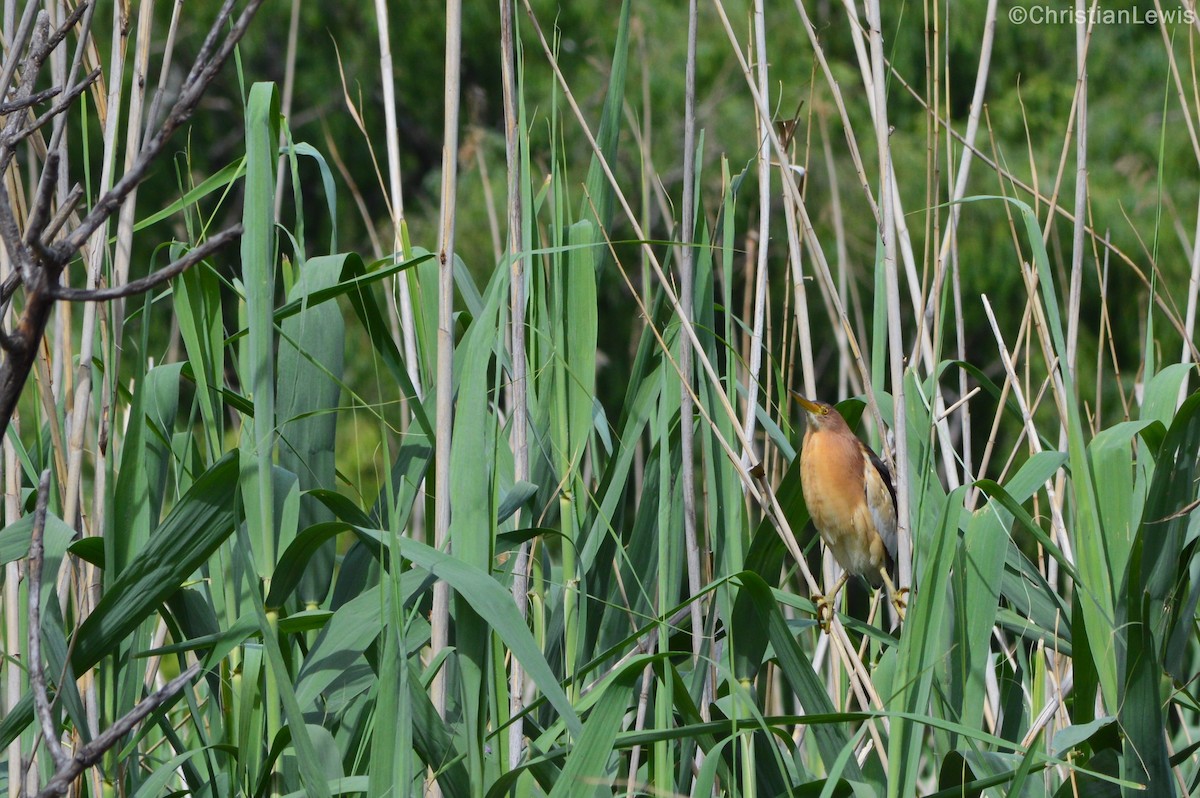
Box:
[865,449,899,568]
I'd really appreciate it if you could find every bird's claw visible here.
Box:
[812,594,834,634]
[891,586,910,620]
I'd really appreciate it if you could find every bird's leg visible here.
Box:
[878,568,908,621]
[813,571,849,634]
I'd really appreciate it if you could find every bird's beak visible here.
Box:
[790,391,823,415]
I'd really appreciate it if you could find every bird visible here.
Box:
[792,392,907,632]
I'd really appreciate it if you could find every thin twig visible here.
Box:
[0,0,264,441]
[35,660,202,798]
[11,68,102,149]
[50,226,242,302]
[0,84,60,114]
[23,152,60,246]
[0,0,42,106]
[28,469,67,770]
[54,0,264,257]
[41,184,84,244]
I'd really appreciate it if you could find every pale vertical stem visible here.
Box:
[272,0,300,220]
[837,1,923,348]
[982,296,1070,555]
[374,0,423,398]
[3,493,19,796]
[1048,0,1091,593]
[932,0,997,505]
[817,113,852,398]
[95,0,154,549]
[865,0,909,589]
[934,0,997,268]
[1,182,22,798]
[4,8,27,790]
[61,16,122,736]
[716,0,885,439]
[113,0,155,294]
[840,0,961,493]
[1183,195,1200,400]
[499,0,529,771]
[48,0,68,401]
[1,0,12,50]
[784,177,817,397]
[680,0,707,742]
[54,1,99,454]
[624,661,656,797]
[1065,9,1089,391]
[740,0,770,470]
[63,0,126,532]
[144,0,182,137]
[430,5,462,795]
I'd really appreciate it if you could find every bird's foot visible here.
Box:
[812,594,834,634]
[891,586,910,621]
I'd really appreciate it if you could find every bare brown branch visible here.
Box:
[10,68,103,149]
[42,184,84,244]
[0,85,61,115]
[23,153,60,246]
[51,226,243,302]
[0,0,41,104]
[0,0,265,441]
[55,0,266,258]
[35,660,203,798]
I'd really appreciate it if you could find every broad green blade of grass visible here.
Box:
[953,450,1065,738]
[229,528,333,798]
[448,259,506,791]
[340,251,435,438]
[130,747,215,798]
[547,656,647,797]
[111,326,153,580]
[352,526,583,740]
[0,512,74,596]
[578,0,630,250]
[888,485,968,798]
[239,81,281,582]
[1089,420,1159,587]
[413,248,439,389]
[174,256,226,458]
[291,584,424,707]
[564,221,598,477]
[1010,195,1116,708]
[287,142,339,253]
[71,452,240,673]
[276,254,345,606]
[134,158,246,232]
[0,455,241,749]
[736,572,867,786]
[1119,392,1200,795]
[236,82,290,796]
[1140,363,1194,429]
[142,362,186,522]
[224,251,432,345]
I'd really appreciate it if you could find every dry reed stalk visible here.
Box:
[429,5,462,797]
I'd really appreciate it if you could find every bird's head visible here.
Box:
[791,392,850,433]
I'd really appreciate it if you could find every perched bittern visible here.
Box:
[792,393,907,632]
